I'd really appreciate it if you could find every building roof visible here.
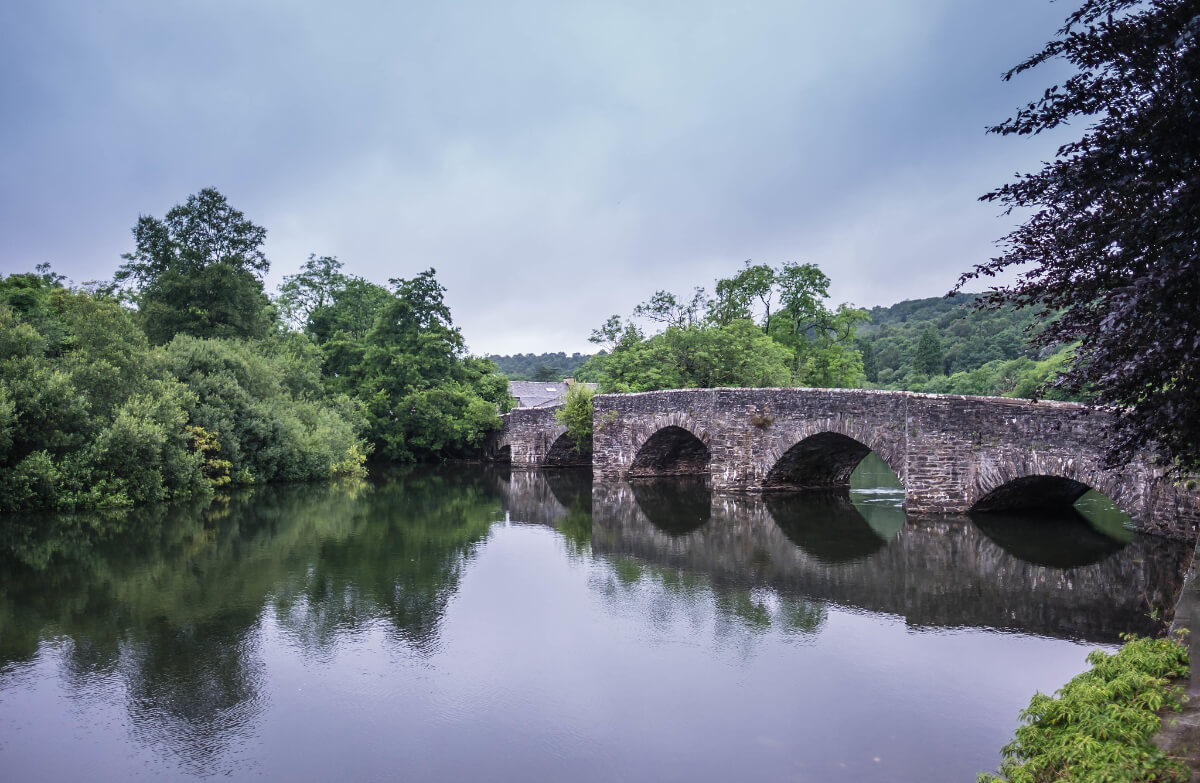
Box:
[508,380,597,408]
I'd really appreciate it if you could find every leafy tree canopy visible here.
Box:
[957,0,1200,471]
[487,352,592,381]
[116,188,273,344]
[280,266,513,462]
[0,267,369,513]
[581,260,865,391]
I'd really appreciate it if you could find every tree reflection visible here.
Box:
[489,467,593,553]
[0,469,504,770]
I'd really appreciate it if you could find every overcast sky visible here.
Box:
[0,0,1075,355]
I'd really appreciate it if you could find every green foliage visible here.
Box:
[859,340,878,382]
[711,262,777,329]
[276,254,349,330]
[555,382,595,452]
[916,352,1080,401]
[980,633,1189,783]
[583,260,863,392]
[915,330,943,375]
[854,294,1079,399]
[958,0,1200,473]
[162,335,369,484]
[187,425,232,487]
[585,318,794,392]
[281,266,512,463]
[0,264,370,512]
[115,188,273,343]
[0,279,211,511]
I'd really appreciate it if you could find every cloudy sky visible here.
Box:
[0,0,1074,355]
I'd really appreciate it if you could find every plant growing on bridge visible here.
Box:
[555,382,594,453]
[979,633,1189,783]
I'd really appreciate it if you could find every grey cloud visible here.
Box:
[2,0,1072,354]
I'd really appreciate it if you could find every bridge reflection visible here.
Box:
[589,482,1191,643]
[487,472,1192,644]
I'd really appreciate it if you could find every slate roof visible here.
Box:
[508,380,597,408]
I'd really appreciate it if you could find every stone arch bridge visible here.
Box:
[487,388,1200,539]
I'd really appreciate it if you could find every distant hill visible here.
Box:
[488,352,592,381]
[856,293,1077,400]
[857,293,1049,381]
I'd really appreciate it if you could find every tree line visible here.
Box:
[0,189,512,513]
[486,352,591,381]
[854,294,1079,401]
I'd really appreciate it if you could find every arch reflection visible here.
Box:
[971,508,1130,569]
[765,493,888,565]
[630,477,711,537]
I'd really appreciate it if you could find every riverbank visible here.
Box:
[1156,538,1200,776]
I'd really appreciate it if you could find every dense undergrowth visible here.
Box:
[980,633,1190,783]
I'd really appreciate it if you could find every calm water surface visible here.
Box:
[0,461,1191,782]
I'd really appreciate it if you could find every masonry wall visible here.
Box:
[590,388,1200,539]
[487,406,590,468]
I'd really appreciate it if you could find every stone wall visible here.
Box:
[487,406,590,468]
[589,388,1200,539]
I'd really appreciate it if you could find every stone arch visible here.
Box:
[492,443,513,463]
[543,431,591,467]
[628,414,712,477]
[968,454,1133,517]
[761,419,904,491]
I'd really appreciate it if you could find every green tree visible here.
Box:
[710,262,776,331]
[859,340,878,383]
[0,276,212,511]
[956,0,1200,471]
[161,335,368,484]
[352,269,512,461]
[116,188,273,344]
[775,262,832,339]
[585,259,864,392]
[915,330,943,376]
[277,254,349,330]
[796,304,869,387]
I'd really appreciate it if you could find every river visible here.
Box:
[0,460,1191,781]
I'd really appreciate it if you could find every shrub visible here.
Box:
[980,633,1189,783]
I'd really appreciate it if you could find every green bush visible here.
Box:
[555,382,595,452]
[0,270,370,512]
[162,335,368,484]
[980,633,1189,783]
